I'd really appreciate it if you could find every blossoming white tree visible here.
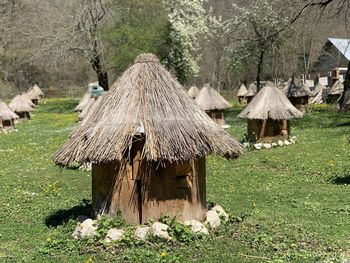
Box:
[163,0,210,83]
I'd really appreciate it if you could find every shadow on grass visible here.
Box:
[331,174,350,185]
[335,122,350,127]
[45,199,92,227]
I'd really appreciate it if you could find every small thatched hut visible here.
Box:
[78,97,96,121]
[9,95,33,120]
[27,84,44,105]
[0,100,18,130]
[246,83,257,104]
[237,84,248,104]
[286,77,313,113]
[326,80,344,104]
[75,91,91,112]
[195,84,231,126]
[187,86,199,99]
[238,83,303,142]
[21,93,36,108]
[54,53,244,224]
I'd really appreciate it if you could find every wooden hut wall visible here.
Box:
[3,119,14,128]
[207,110,225,126]
[92,140,207,224]
[247,119,290,142]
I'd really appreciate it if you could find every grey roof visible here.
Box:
[328,38,350,60]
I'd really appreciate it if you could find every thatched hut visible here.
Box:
[326,80,344,104]
[54,53,244,224]
[237,84,248,104]
[78,97,96,121]
[286,77,313,113]
[27,84,44,105]
[21,93,36,108]
[195,84,231,126]
[187,86,199,99]
[238,83,303,142]
[75,91,91,112]
[246,83,257,103]
[0,100,18,130]
[9,95,33,120]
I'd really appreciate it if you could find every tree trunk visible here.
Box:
[256,50,265,91]
[91,55,109,91]
[339,61,350,110]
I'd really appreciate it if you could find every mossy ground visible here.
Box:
[0,99,349,262]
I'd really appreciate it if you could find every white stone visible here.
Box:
[184,220,209,235]
[263,143,272,149]
[150,222,170,240]
[211,205,229,221]
[289,138,295,144]
[242,142,250,148]
[204,210,221,229]
[105,228,125,243]
[134,226,150,240]
[277,140,284,146]
[284,140,290,145]
[271,142,278,147]
[72,219,97,239]
[254,143,262,150]
[221,124,231,129]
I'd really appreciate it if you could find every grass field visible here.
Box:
[0,99,349,263]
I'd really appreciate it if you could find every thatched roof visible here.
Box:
[78,97,96,121]
[238,84,303,120]
[312,83,325,96]
[287,78,313,98]
[187,86,199,99]
[0,100,19,121]
[328,80,344,95]
[27,84,44,100]
[9,95,34,113]
[237,84,248,97]
[75,91,92,112]
[246,83,257,97]
[195,84,231,111]
[21,93,36,108]
[54,53,244,166]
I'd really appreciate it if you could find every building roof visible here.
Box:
[328,38,350,60]
[246,83,257,97]
[195,84,231,111]
[187,86,199,99]
[27,84,44,100]
[0,100,19,121]
[20,93,36,108]
[328,80,344,95]
[237,84,248,97]
[9,95,34,113]
[54,53,244,166]
[238,83,303,120]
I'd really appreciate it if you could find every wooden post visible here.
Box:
[260,119,267,139]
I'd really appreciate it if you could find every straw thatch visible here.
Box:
[195,84,231,111]
[54,53,244,166]
[75,91,92,112]
[9,95,34,114]
[328,80,344,95]
[238,84,303,120]
[287,78,313,98]
[237,84,248,97]
[187,86,199,99]
[0,100,19,121]
[27,84,44,99]
[20,93,36,108]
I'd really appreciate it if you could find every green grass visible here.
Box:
[0,99,350,262]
